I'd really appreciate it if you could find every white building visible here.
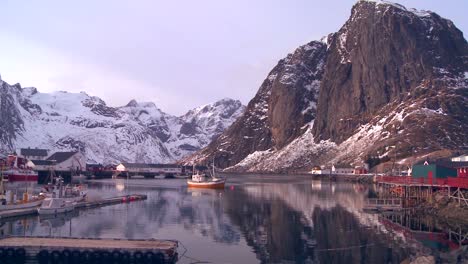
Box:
[452,155,468,162]
[31,151,86,172]
[332,164,355,175]
[116,163,182,175]
[311,166,331,175]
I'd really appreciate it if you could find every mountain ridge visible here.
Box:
[0,76,245,164]
[185,0,468,172]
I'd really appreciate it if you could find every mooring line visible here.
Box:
[178,240,212,264]
[315,243,375,252]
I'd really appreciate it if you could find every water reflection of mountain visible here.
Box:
[1,186,241,244]
[224,182,413,263]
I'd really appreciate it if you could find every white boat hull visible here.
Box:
[38,198,76,215]
[187,179,226,189]
[38,205,75,215]
[0,199,44,211]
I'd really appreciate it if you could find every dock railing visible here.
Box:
[376,176,468,189]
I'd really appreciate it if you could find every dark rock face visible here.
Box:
[188,0,467,171]
[313,1,468,144]
[0,80,24,151]
[185,41,326,167]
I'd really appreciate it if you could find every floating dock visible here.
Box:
[0,194,147,221]
[0,236,178,263]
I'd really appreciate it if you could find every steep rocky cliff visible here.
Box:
[187,0,467,172]
[313,0,467,144]
[183,41,326,168]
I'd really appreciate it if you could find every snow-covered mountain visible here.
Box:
[0,77,245,164]
[185,0,468,172]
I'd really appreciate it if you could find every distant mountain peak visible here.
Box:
[0,77,245,163]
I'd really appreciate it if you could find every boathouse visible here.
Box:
[46,152,86,172]
[412,163,457,179]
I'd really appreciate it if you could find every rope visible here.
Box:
[178,241,212,264]
[315,243,375,252]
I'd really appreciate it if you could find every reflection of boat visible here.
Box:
[39,210,79,228]
[187,164,226,189]
[38,198,76,215]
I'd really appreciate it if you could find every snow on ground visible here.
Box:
[3,81,243,164]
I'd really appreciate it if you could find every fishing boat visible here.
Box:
[187,164,226,189]
[0,168,44,211]
[41,168,87,203]
[41,178,87,203]
[3,155,38,182]
[37,197,76,215]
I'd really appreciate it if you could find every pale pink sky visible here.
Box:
[0,0,466,115]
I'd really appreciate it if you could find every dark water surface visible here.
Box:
[0,175,464,263]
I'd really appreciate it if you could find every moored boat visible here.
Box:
[187,164,226,189]
[0,169,44,211]
[2,155,38,182]
[38,197,76,215]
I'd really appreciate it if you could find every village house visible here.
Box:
[31,151,86,173]
[19,148,48,161]
[332,164,355,175]
[311,166,331,175]
[452,154,468,162]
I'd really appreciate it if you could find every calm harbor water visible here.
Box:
[0,175,465,263]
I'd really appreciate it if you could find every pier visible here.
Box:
[0,194,147,221]
[374,176,468,206]
[0,236,178,263]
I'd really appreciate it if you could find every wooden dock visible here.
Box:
[0,236,178,263]
[0,194,147,221]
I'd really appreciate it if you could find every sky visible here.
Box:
[0,0,466,115]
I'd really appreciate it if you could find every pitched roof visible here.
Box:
[46,152,78,163]
[31,160,54,166]
[20,148,48,157]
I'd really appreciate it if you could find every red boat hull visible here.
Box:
[7,174,38,182]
